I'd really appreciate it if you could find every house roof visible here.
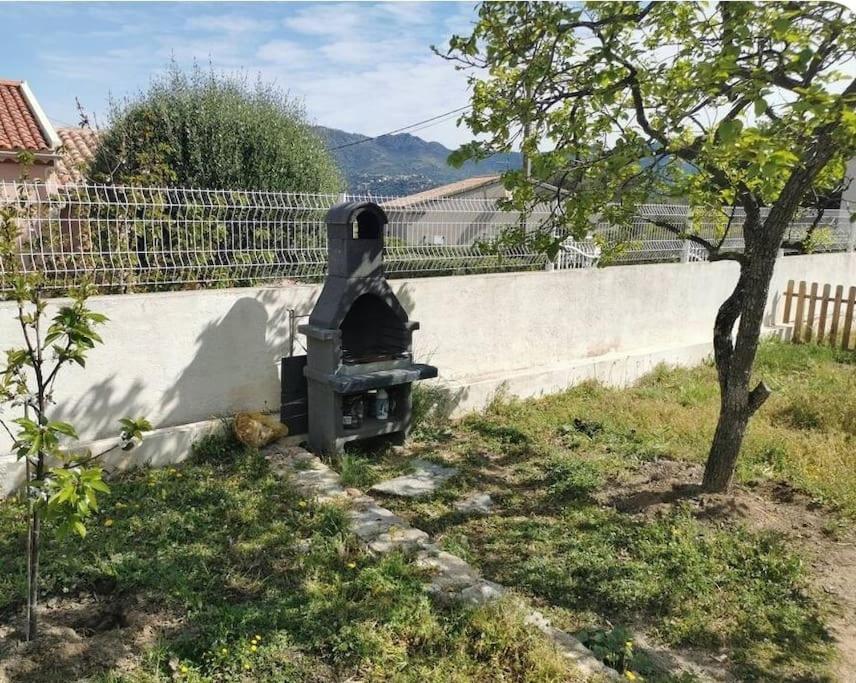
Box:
[383,174,502,208]
[0,79,58,154]
[56,127,100,184]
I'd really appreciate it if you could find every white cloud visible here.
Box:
[186,15,275,34]
[319,37,423,65]
[155,36,244,65]
[256,40,314,67]
[27,1,479,148]
[282,54,472,146]
[282,4,364,37]
[376,3,434,26]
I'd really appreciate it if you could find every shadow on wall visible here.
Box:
[766,290,782,327]
[60,375,148,443]
[159,290,315,431]
[23,287,317,470]
[393,281,443,365]
[413,380,469,430]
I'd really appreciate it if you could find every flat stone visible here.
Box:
[416,549,480,594]
[291,466,346,502]
[368,527,430,553]
[459,579,505,605]
[523,609,619,679]
[454,492,494,515]
[369,459,457,498]
[348,505,408,541]
[544,625,620,678]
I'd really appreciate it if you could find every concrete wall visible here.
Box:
[2,252,855,492]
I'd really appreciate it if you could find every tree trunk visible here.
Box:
[25,502,40,641]
[701,80,853,492]
[25,445,45,641]
[702,228,778,491]
[704,399,751,492]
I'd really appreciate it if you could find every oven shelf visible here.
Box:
[339,417,406,443]
[305,363,438,394]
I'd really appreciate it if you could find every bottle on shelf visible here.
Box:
[375,388,389,420]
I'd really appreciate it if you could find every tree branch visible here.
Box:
[649,218,748,265]
[747,381,772,415]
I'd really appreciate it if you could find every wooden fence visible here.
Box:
[782,280,856,349]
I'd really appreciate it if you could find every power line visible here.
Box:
[330,105,471,150]
[399,110,466,137]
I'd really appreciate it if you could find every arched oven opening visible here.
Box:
[340,294,409,365]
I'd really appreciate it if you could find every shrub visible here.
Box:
[88,62,342,193]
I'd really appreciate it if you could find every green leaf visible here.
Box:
[717,119,743,144]
[48,421,78,439]
[87,312,109,324]
[13,417,39,433]
[772,16,789,34]
[754,98,768,117]
[88,478,110,494]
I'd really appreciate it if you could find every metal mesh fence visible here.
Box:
[0,181,851,293]
[597,203,852,263]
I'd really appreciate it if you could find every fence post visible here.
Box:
[848,216,856,252]
[680,241,691,263]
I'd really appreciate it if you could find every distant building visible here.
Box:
[55,127,100,185]
[0,77,101,188]
[384,175,506,206]
[382,175,508,245]
[0,79,61,183]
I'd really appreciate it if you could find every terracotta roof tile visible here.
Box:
[0,80,51,152]
[382,175,502,208]
[56,127,101,184]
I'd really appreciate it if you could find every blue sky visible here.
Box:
[3,1,478,148]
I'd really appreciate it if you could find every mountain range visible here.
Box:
[316,126,521,196]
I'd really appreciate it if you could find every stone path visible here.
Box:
[263,441,618,680]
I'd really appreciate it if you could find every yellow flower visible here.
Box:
[298,500,307,508]
[220,647,228,655]
[104,519,114,527]
[625,672,637,681]
[244,664,252,670]
[250,644,257,652]
[180,665,189,674]
[254,634,261,641]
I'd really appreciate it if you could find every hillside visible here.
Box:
[316,126,520,196]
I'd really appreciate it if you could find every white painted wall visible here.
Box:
[1,253,854,492]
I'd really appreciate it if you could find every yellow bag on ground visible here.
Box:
[234,412,288,448]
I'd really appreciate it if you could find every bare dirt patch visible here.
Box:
[598,458,856,682]
[0,594,182,683]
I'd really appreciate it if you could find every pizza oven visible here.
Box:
[296,201,437,454]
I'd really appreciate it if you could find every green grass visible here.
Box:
[0,433,584,683]
[369,340,854,680]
